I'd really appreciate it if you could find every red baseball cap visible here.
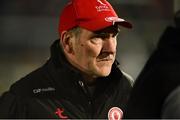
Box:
[58,0,132,34]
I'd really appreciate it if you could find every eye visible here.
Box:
[90,37,102,44]
[90,33,109,44]
[89,32,118,44]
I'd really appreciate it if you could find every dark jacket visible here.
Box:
[124,26,180,118]
[161,85,180,118]
[0,40,133,119]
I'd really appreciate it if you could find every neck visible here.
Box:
[65,53,97,85]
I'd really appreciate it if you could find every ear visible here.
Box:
[60,31,74,55]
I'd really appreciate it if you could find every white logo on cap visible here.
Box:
[105,17,125,22]
[97,0,106,6]
[95,0,110,12]
[105,17,125,25]
[108,107,123,120]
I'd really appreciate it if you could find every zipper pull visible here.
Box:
[78,80,88,94]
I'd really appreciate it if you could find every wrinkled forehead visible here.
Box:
[94,25,119,34]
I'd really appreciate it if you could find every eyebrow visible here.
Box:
[94,25,120,34]
[92,32,109,37]
[89,32,118,39]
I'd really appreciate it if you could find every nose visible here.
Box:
[102,36,117,53]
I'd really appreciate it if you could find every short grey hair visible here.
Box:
[67,26,82,38]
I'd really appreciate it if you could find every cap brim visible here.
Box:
[80,19,132,32]
[115,21,133,29]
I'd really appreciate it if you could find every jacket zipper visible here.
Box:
[78,80,94,118]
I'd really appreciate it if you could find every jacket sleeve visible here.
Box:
[0,91,26,118]
[161,86,180,119]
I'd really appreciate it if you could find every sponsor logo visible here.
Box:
[108,107,123,120]
[105,17,125,25]
[95,0,110,12]
[105,17,125,23]
[55,108,68,119]
[33,87,55,94]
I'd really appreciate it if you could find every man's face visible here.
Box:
[70,26,118,78]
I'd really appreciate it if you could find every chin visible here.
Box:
[93,63,113,77]
[97,68,111,77]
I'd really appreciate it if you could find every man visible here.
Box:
[0,0,133,119]
[124,10,180,119]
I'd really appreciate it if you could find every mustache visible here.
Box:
[97,52,115,61]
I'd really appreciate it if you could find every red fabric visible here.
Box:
[58,0,132,34]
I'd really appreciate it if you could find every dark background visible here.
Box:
[0,0,178,94]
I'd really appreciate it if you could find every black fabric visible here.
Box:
[161,86,180,118]
[0,40,132,119]
[124,26,180,118]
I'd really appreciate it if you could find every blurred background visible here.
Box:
[0,0,179,94]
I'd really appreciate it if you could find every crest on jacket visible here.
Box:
[108,107,123,120]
